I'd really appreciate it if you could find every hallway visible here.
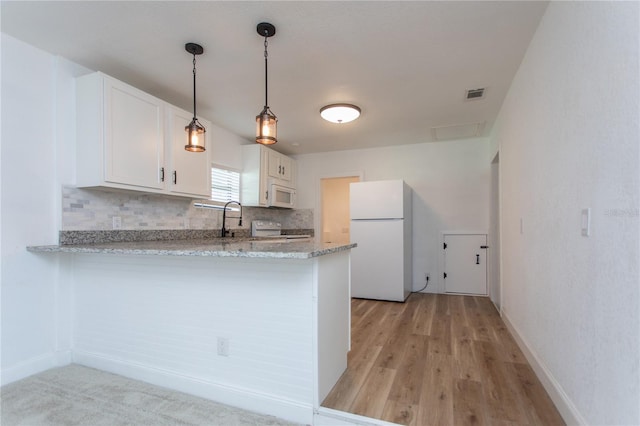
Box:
[322,293,565,425]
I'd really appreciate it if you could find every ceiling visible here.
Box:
[1,1,547,156]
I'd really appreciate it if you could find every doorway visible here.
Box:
[320,176,360,244]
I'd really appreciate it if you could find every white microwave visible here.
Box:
[268,183,296,208]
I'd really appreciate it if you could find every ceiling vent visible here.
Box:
[465,88,486,100]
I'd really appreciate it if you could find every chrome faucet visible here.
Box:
[221,201,242,237]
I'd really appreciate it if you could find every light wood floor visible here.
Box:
[322,293,565,425]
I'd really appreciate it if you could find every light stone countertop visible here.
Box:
[27,238,356,259]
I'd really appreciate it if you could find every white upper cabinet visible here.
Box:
[77,72,165,191]
[241,144,269,207]
[76,72,211,198]
[105,78,165,189]
[242,145,297,207]
[267,149,293,184]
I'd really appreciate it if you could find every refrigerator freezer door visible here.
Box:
[350,180,405,220]
[350,219,407,301]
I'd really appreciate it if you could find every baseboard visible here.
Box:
[315,407,402,425]
[501,309,585,425]
[72,350,313,425]
[1,350,72,386]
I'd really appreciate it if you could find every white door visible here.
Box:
[444,234,487,295]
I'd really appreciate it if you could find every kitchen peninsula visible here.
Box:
[28,234,355,424]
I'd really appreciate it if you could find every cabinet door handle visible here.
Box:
[476,254,480,265]
[160,167,165,182]
[265,190,269,200]
[282,166,285,175]
[172,171,177,185]
[279,165,282,174]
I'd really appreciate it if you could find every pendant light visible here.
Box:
[185,42,206,152]
[256,22,277,145]
[320,103,361,124]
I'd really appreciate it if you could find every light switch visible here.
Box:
[581,208,591,237]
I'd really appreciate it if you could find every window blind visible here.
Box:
[211,166,240,203]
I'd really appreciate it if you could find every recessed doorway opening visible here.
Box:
[320,176,360,244]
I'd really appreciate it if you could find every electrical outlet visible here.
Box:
[425,273,430,282]
[217,337,229,357]
[112,216,121,230]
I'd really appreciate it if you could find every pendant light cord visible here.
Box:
[264,34,269,109]
[192,54,198,119]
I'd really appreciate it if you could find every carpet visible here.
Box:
[0,364,302,426]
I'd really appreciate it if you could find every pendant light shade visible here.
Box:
[185,42,206,152]
[256,107,277,145]
[320,104,361,124]
[256,22,277,145]
[186,120,206,152]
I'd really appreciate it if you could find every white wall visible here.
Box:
[0,34,71,383]
[208,124,246,171]
[295,138,490,292]
[491,2,639,425]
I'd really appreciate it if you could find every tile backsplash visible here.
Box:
[62,186,313,231]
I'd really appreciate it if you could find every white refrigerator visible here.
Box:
[349,180,412,302]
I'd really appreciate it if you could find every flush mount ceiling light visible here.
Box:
[184,42,206,152]
[256,22,277,145]
[320,104,361,124]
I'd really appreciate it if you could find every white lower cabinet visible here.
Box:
[76,72,210,198]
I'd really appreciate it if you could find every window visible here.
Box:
[211,165,240,203]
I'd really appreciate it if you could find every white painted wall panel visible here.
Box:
[1,34,59,383]
[491,2,640,424]
[315,252,350,403]
[1,34,89,384]
[72,254,315,403]
[209,124,247,171]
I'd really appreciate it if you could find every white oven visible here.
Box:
[268,183,296,208]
